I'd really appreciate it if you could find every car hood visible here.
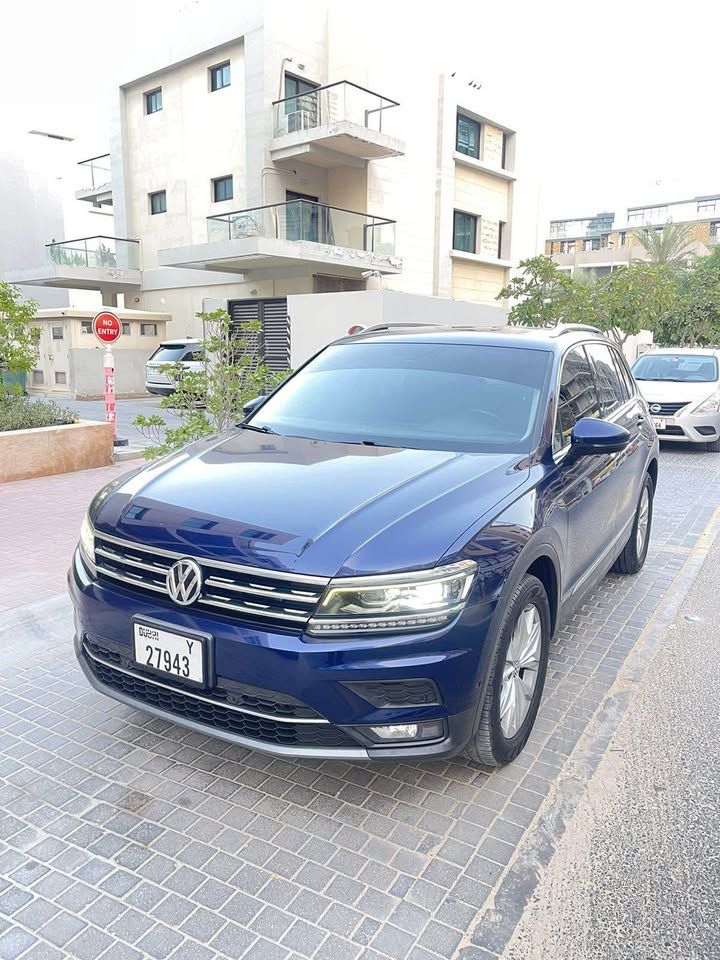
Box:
[95,430,527,577]
[636,379,717,405]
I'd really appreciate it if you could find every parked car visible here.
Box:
[631,348,720,451]
[70,324,658,765]
[145,338,204,396]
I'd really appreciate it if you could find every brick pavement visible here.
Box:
[0,449,718,960]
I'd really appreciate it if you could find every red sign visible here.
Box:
[92,310,122,345]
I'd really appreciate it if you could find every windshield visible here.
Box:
[149,344,192,363]
[251,341,552,453]
[632,354,719,383]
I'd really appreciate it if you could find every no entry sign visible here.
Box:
[92,310,122,345]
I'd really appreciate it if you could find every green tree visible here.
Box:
[633,221,694,266]
[0,282,39,387]
[589,263,678,347]
[133,307,289,459]
[497,255,594,328]
[656,246,720,346]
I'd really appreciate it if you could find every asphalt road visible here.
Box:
[56,396,182,450]
[503,509,720,960]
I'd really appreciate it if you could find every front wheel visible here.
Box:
[612,473,654,575]
[465,574,550,767]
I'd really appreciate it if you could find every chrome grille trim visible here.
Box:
[82,643,329,725]
[94,530,329,628]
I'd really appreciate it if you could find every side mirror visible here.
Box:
[570,417,630,456]
[243,396,267,417]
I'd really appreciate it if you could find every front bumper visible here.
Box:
[69,550,489,761]
[654,409,720,443]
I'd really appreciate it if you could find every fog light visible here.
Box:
[368,720,445,743]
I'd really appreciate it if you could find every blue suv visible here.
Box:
[70,324,658,765]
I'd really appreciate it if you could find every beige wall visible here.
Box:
[454,165,510,258]
[451,259,507,302]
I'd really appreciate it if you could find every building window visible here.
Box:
[32,370,44,385]
[149,190,167,215]
[145,88,163,114]
[498,221,505,259]
[51,325,64,340]
[560,240,576,254]
[453,211,477,253]
[619,231,627,246]
[284,73,319,114]
[627,211,643,225]
[456,113,481,159]
[583,238,601,251]
[710,222,720,243]
[140,323,158,336]
[121,322,131,335]
[81,320,92,334]
[501,132,508,169]
[212,175,233,203]
[54,371,66,385]
[209,61,231,91]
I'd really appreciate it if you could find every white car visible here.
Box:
[632,348,720,451]
[145,339,204,396]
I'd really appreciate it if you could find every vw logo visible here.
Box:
[166,558,203,606]
[650,404,661,414]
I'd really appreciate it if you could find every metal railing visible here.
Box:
[272,80,399,138]
[207,200,396,256]
[77,154,112,191]
[46,236,140,270]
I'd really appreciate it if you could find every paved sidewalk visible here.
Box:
[0,450,718,960]
[0,461,143,613]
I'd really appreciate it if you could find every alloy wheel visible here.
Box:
[636,486,650,556]
[500,603,542,739]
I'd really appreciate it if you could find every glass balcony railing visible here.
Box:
[272,81,399,138]
[46,236,140,270]
[207,201,396,257]
[77,154,112,191]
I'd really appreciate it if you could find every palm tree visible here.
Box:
[633,221,694,267]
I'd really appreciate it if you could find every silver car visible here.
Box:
[632,348,720,451]
[145,339,204,396]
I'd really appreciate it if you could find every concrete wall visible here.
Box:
[68,348,158,399]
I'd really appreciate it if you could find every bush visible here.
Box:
[0,395,78,433]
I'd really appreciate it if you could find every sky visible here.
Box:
[3,0,719,242]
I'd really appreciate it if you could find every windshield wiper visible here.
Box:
[237,422,280,435]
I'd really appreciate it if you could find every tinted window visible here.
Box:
[182,350,204,362]
[252,342,552,453]
[453,211,477,252]
[611,348,635,400]
[632,353,719,383]
[585,342,625,415]
[554,346,601,451]
[210,61,230,91]
[145,88,162,114]
[149,344,188,362]
[456,113,481,158]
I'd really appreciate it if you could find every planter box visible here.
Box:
[0,420,113,483]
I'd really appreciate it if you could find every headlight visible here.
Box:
[307,560,477,637]
[692,390,720,414]
[79,509,96,572]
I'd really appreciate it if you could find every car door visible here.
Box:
[585,341,647,538]
[551,344,621,596]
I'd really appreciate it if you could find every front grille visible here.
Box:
[649,401,690,417]
[94,531,328,632]
[657,424,685,436]
[84,637,322,720]
[83,642,356,749]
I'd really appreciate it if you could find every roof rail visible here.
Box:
[354,322,445,334]
[549,324,603,337]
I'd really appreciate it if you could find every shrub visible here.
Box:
[0,395,78,433]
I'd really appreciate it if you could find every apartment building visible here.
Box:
[4,6,521,367]
[545,194,720,275]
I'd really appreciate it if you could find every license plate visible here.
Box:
[653,418,666,430]
[133,621,206,685]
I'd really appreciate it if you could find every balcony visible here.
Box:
[75,155,113,207]
[158,200,401,277]
[269,82,405,168]
[2,237,141,294]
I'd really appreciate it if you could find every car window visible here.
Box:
[611,348,636,399]
[632,353,719,383]
[182,350,204,362]
[554,345,601,452]
[148,344,188,362]
[585,342,626,416]
[251,341,552,454]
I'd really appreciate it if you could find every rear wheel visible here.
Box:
[465,574,550,767]
[612,473,654,575]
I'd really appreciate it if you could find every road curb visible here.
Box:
[456,506,720,959]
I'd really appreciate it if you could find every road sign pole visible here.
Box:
[92,310,128,449]
[103,348,117,442]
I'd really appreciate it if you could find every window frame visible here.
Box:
[81,320,92,335]
[209,60,231,92]
[456,112,481,159]
[140,323,158,337]
[54,371,67,385]
[585,341,627,417]
[452,210,478,254]
[145,87,163,115]
[51,325,64,340]
[212,175,233,203]
[32,369,44,385]
[552,343,602,456]
[121,322,131,336]
[149,190,167,215]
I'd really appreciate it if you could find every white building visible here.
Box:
[5,4,530,369]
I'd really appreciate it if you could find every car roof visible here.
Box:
[334,323,609,353]
[158,338,202,346]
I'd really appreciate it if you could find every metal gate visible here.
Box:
[227,298,290,372]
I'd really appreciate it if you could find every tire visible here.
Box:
[706,439,720,452]
[612,473,654,575]
[465,574,550,767]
